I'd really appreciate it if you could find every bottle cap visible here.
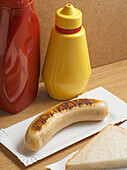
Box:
[0,0,32,8]
[55,4,82,30]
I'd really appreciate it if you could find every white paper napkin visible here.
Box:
[0,87,127,166]
[46,120,127,170]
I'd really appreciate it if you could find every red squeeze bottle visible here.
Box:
[0,0,40,113]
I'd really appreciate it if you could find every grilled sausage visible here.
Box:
[25,99,108,151]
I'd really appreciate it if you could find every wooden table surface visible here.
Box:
[0,59,127,170]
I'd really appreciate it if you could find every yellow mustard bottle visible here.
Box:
[42,4,91,100]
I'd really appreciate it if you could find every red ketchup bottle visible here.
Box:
[0,0,40,113]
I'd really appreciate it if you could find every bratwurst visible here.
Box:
[25,99,108,151]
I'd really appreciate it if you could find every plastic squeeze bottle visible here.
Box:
[0,0,40,113]
[43,4,91,100]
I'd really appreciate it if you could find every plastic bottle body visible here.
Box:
[0,1,40,113]
[43,26,91,100]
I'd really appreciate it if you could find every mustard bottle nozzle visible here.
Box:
[61,4,76,15]
[55,4,82,30]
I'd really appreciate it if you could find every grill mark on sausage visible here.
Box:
[52,109,57,113]
[73,99,97,106]
[64,101,74,109]
[31,99,98,131]
[32,112,53,131]
[70,100,77,107]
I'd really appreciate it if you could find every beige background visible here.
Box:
[34,0,127,81]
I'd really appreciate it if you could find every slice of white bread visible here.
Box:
[66,124,127,170]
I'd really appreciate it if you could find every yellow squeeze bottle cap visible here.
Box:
[55,4,82,30]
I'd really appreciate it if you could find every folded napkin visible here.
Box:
[0,87,127,166]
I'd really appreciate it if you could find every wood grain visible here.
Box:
[0,59,127,169]
[34,0,127,82]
